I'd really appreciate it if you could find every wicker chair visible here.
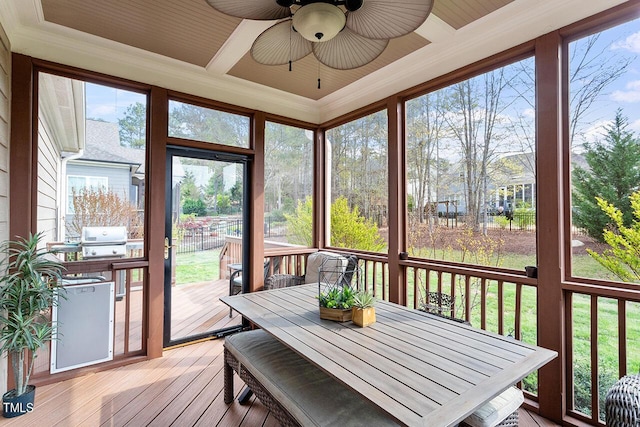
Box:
[420,291,455,317]
[606,374,640,426]
[264,252,357,290]
[228,257,280,316]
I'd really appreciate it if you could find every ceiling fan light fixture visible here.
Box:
[292,2,346,43]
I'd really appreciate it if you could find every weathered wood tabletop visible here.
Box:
[221,284,557,427]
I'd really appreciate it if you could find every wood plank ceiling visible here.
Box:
[40,0,512,100]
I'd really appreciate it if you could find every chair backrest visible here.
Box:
[422,292,454,316]
[304,251,349,285]
[341,255,359,286]
[262,257,282,281]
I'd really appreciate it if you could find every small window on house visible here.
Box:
[67,175,108,214]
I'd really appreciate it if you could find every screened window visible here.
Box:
[37,73,147,250]
[325,110,388,253]
[568,18,640,286]
[168,100,250,148]
[264,121,314,246]
[405,57,536,269]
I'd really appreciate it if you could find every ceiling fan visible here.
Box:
[205,0,434,71]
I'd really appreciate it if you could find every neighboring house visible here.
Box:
[408,152,538,218]
[65,119,145,239]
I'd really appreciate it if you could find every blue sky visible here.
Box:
[574,16,640,143]
[85,83,146,123]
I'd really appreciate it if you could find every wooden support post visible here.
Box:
[250,112,266,292]
[386,95,405,305]
[535,31,565,422]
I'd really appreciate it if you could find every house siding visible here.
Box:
[37,110,60,243]
[0,17,10,396]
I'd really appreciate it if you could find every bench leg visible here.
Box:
[238,386,254,405]
[224,349,234,404]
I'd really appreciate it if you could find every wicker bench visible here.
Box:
[223,329,398,426]
[224,329,523,427]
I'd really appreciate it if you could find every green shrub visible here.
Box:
[182,198,206,216]
[494,215,510,229]
[285,196,386,252]
[588,191,640,283]
[513,206,535,230]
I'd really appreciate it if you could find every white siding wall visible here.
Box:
[0,18,10,395]
[37,112,60,243]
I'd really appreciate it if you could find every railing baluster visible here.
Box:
[515,283,522,340]
[498,280,504,335]
[590,295,599,423]
[481,278,487,330]
[566,292,575,412]
[450,273,456,316]
[619,299,627,378]
[465,275,471,322]
[413,268,419,310]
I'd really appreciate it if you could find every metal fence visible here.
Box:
[176,217,287,254]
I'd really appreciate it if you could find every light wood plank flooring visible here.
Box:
[0,338,560,427]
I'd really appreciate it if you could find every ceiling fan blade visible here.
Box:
[346,0,434,39]
[205,0,291,20]
[251,20,313,66]
[313,27,389,70]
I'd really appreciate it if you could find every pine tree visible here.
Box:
[572,109,640,241]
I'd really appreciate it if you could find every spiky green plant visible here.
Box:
[0,233,65,396]
[352,290,376,309]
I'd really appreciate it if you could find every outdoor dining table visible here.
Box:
[220,284,557,426]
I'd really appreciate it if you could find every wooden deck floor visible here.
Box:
[0,338,560,427]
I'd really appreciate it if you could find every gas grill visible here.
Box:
[80,226,128,259]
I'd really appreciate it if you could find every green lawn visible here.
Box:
[175,249,220,285]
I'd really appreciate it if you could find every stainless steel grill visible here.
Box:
[80,226,128,259]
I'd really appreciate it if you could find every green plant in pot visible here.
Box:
[352,290,376,327]
[0,233,65,418]
[318,286,355,322]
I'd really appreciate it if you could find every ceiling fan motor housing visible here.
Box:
[292,2,346,42]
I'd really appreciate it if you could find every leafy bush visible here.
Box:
[68,187,143,239]
[573,359,618,421]
[284,197,314,246]
[285,196,386,251]
[588,191,640,282]
[216,194,231,214]
[330,197,386,252]
[182,198,206,216]
[494,215,510,229]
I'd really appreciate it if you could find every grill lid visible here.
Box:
[81,226,128,245]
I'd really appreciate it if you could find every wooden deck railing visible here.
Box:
[219,236,315,280]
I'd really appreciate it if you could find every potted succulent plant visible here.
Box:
[318,286,355,322]
[0,233,64,418]
[352,290,377,327]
